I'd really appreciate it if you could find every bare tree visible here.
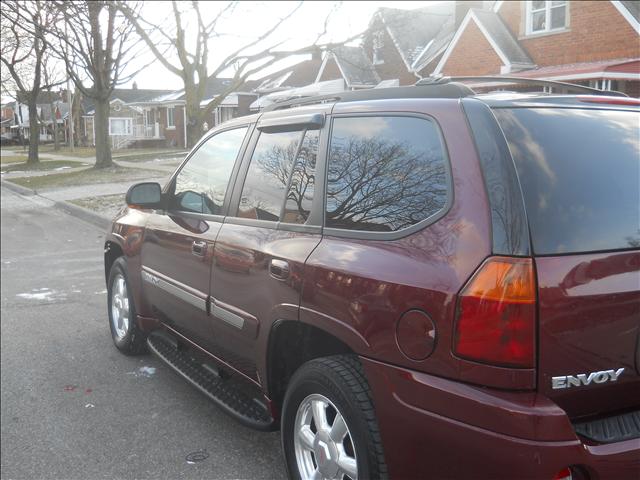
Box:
[44,1,145,168]
[119,1,350,147]
[1,0,62,164]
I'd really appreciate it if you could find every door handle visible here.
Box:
[269,259,290,280]
[191,240,207,257]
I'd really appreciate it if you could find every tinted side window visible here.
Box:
[172,127,248,214]
[326,116,449,232]
[494,108,640,254]
[238,130,306,222]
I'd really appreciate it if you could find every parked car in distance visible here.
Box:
[104,78,640,480]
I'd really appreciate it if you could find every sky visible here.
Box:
[125,1,438,91]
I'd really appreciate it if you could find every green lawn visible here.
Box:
[1,154,29,164]
[112,149,187,161]
[1,160,89,172]
[39,145,97,157]
[7,165,164,190]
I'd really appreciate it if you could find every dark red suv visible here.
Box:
[104,78,640,480]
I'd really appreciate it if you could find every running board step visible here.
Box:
[573,410,640,444]
[147,332,275,431]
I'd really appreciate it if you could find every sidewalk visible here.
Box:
[1,147,182,229]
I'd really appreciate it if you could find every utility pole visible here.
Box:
[67,80,74,151]
[65,20,74,151]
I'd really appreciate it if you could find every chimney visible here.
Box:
[454,1,483,28]
[132,81,138,90]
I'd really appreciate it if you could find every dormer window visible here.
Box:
[372,30,384,65]
[526,1,567,35]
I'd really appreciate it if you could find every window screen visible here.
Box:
[172,127,248,214]
[325,116,449,232]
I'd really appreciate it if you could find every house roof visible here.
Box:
[472,9,533,66]
[435,8,534,74]
[614,0,640,34]
[376,4,455,71]
[15,91,62,104]
[254,57,324,93]
[111,88,176,104]
[324,46,380,87]
[411,16,457,73]
[175,77,258,104]
[620,0,640,22]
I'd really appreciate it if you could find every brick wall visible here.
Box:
[439,20,504,75]
[499,1,640,66]
[160,105,185,148]
[417,53,445,78]
[318,57,344,83]
[625,81,640,97]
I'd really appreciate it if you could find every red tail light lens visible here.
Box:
[554,467,573,480]
[454,257,536,368]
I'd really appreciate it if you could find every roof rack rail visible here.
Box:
[262,82,475,112]
[417,75,628,97]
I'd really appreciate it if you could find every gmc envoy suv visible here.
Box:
[104,78,640,480]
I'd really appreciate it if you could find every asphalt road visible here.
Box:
[0,186,286,480]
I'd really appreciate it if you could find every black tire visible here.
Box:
[282,355,388,480]
[107,257,146,355]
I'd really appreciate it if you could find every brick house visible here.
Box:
[314,3,480,88]
[433,1,640,96]
[81,79,258,149]
[5,92,71,142]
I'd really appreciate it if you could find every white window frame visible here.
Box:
[166,106,175,129]
[108,117,132,136]
[525,1,567,35]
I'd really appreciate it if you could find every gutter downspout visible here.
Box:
[183,105,187,149]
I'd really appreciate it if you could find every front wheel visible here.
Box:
[107,257,146,355]
[281,356,387,480]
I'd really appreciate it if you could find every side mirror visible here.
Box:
[125,182,163,209]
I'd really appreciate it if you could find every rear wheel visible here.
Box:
[107,257,146,354]
[282,356,387,480]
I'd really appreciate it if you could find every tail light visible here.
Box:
[453,256,536,368]
[554,467,573,480]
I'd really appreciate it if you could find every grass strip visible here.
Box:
[7,165,164,190]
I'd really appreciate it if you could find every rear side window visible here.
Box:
[172,127,248,214]
[494,108,640,254]
[325,116,449,232]
[237,129,318,223]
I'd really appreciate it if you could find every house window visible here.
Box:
[167,107,175,128]
[109,118,132,136]
[372,30,384,65]
[146,109,155,125]
[526,1,567,35]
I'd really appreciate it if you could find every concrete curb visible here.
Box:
[2,178,110,231]
[1,179,37,196]
[52,200,111,230]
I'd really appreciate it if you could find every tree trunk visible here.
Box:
[184,88,204,149]
[27,100,40,165]
[186,109,203,149]
[93,98,112,168]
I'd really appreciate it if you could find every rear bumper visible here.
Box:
[361,357,640,480]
